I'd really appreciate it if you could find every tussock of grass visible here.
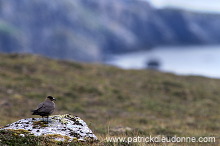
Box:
[0,53,220,145]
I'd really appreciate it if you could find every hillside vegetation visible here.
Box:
[0,53,220,145]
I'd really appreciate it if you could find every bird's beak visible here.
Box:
[53,98,56,101]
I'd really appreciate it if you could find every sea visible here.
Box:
[105,45,220,79]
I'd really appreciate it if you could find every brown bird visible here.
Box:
[32,96,56,122]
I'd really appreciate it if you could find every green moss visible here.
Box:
[33,121,48,128]
[8,129,30,135]
[45,134,71,142]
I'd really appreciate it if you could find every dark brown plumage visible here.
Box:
[32,96,56,122]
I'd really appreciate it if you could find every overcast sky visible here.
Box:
[145,0,220,13]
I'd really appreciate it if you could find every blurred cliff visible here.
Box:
[1,0,220,62]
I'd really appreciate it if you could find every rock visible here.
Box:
[1,114,97,142]
[146,59,161,70]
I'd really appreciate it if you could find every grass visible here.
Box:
[0,53,219,145]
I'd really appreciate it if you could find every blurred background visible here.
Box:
[1,0,220,78]
[1,1,220,143]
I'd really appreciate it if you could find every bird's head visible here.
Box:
[47,96,56,101]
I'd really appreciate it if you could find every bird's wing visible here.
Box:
[36,101,54,113]
[34,102,44,112]
[37,102,44,109]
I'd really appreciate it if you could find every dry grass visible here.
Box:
[0,53,219,145]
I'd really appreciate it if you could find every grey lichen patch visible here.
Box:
[50,114,83,126]
[50,115,70,124]
[53,114,84,126]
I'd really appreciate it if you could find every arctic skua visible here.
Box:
[32,96,56,122]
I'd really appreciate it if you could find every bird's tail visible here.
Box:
[31,110,39,115]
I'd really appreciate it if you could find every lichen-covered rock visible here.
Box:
[1,114,97,142]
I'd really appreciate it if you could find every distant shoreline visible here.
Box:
[105,45,220,79]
